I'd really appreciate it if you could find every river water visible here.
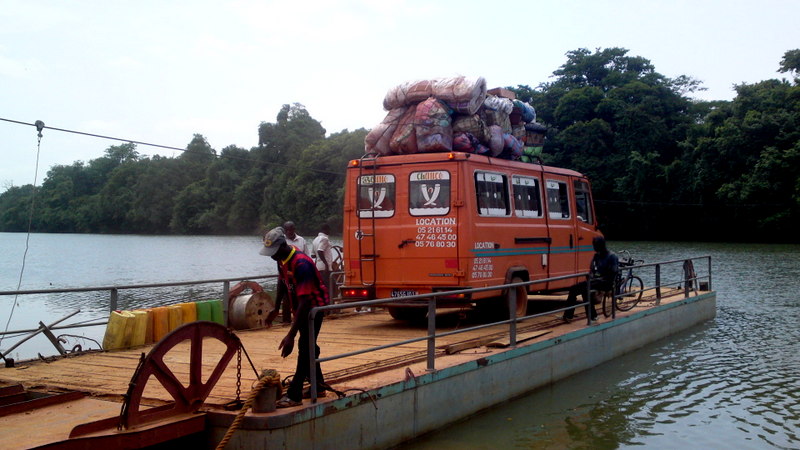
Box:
[0,234,798,448]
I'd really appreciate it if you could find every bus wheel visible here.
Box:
[507,277,528,318]
[388,307,427,321]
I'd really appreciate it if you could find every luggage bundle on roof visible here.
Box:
[365,76,546,162]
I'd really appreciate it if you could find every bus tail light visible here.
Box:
[341,287,373,300]
[432,288,470,301]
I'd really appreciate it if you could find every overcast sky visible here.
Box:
[1,0,798,191]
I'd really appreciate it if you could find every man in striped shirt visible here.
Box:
[260,226,330,407]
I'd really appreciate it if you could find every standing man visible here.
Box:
[312,224,333,290]
[268,221,308,325]
[563,236,619,322]
[260,227,330,407]
[283,221,308,254]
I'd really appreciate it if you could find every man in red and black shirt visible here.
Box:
[260,227,330,407]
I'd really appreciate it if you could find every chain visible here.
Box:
[235,346,242,404]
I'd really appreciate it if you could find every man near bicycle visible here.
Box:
[563,236,619,322]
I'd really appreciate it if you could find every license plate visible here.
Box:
[391,289,419,298]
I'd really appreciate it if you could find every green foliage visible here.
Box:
[0,185,35,231]
[779,49,800,77]
[1,49,798,242]
[509,47,800,241]
[0,104,363,237]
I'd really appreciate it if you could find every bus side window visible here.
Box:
[475,171,510,216]
[546,180,571,220]
[573,179,594,224]
[512,175,542,218]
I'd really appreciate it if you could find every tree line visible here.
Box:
[1,48,798,242]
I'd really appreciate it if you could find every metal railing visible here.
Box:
[0,255,712,386]
[608,255,712,318]
[0,274,276,342]
[306,255,712,401]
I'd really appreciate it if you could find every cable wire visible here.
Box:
[0,116,347,177]
[0,124,44,350]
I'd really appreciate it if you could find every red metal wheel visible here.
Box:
[120,321,240,429]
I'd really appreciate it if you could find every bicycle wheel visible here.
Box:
[616,275,644,311]
[601,291,612,318]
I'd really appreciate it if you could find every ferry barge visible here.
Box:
[0,261,715,449]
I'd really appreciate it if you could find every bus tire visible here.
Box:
[507,276,528,318]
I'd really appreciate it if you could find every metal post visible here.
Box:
[611,274,616,319]
[655,264,661,305]
[39,321,67,356]
[707,256,712,291]
[683,260,690,298]
[585,275,592,325]
[222,281,230,327]
[309,309,318,403]
[508,284,517,346]
[426,297,436,372]
[110,288,118,312]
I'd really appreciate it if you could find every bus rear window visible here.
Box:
[546,180,570,219]
[512,175,542,218]
[476,171,510,216]
[409,171,450,216]
[358,174,395,218]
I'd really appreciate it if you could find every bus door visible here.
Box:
[573,178,597,273]
[510,174,547,283]
[544,177,577,289]
[398,169,458,290]
[473,170,512,289]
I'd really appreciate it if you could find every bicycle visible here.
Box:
[601,251,644,317]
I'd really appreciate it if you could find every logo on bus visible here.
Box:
[368,187,387,209]
[420,184,441,206]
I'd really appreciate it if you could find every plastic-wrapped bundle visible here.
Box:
[488,125,504,156]
[483,95,514,113]
[452,114,489,142]
[482,108,511,134]
[512,123,526,141]
[383,76,487,114]
[524,121,548,132]
[453,132,477,152]
[482,95,513,133]
[415,98,453,152]
[525,121,548,146]
[382,80,434,110]
[365,107,408,155]
[389,106,419,154]
[503,133,524,160]
[434,76,487,114]
[453,132,489,155]
[513,100,536,123]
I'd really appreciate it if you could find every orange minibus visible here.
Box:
[340,151,602,320]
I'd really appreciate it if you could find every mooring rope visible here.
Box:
[216,369,281,450]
